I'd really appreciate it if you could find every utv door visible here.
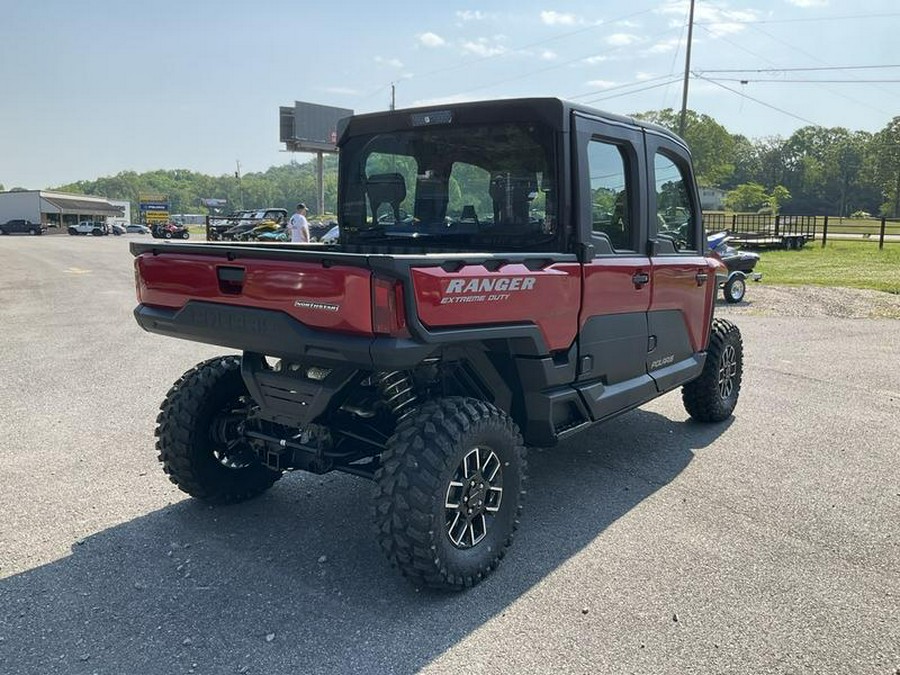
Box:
[645,131,716,392]
[572,112,657,421]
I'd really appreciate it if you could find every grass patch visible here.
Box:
[756,240,900,294]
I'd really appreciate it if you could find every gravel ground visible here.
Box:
[2,236,899,675]
[716,283,900,320]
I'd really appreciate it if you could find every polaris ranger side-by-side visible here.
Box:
[131,99,743,590]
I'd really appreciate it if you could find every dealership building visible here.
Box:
[0,190,130,233]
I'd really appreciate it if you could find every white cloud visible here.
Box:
[656,0,758,37]
[461,40,507,57]
[540,49,558,61]
[586,80,617,89]
[541,10,578,26]
[418,32,446,47]
[456,10,487,20]
[375,56,404,68]
[786,0,828,6]
[635,71,656,81]
[606,33,639,46]
[616,20,641,28]
[645,37,682,54]
[325,86,359,96]
[583,55,609,65]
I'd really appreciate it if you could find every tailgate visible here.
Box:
[135,253,374,335]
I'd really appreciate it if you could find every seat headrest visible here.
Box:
[366,173,407,205]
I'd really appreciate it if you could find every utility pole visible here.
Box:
[390,83,396,111]
[679,0,696,139]
[235,160,244,209]
[316,151,325,216]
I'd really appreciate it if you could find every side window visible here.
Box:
[587,140,633,251]
[654,153,697,252]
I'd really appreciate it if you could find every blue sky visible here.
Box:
[1,0,898,189]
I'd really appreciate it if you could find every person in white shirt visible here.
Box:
[287,203,311,243]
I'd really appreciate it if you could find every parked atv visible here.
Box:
[708,232,761,303]
[151,222,190,240]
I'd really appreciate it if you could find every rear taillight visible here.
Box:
[372,276,409,337]
[133,258,142,303]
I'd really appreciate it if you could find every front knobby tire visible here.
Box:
[156,355,281,504]
[682,318,743,422]
[373,397,526,591]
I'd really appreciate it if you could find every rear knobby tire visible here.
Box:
[373,397,526,591]
[155,355,281,504]
[682,318,743,422]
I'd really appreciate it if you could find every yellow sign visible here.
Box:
[146,212,169,223]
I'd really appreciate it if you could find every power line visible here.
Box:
[707,77,900,84]
[695,11,900,25]
[581,78,683,105]
[698,64,900,74]
[568,74,676,100]
[356,3,661,107]
[425,22,683,101]
[694,23,891,118]
[747,22,900,111]
[693,74,820,126]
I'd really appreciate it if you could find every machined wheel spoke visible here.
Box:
[485,486,503,512]
[484,451,501,482]
[448,513,464,546]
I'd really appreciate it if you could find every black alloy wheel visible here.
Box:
[156,355,281,503]
[682,318,743,422]
[444,445,504,549]
[373,397,526,590]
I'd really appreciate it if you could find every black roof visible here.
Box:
[338,97,685,149]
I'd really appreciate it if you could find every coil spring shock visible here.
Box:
[375,370,418,421]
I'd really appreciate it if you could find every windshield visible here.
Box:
[339,122,559,251]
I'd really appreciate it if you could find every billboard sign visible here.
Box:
[140,193,169,224]
[280,101,353,153]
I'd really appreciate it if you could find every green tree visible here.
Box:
[768,185,791,215]
[633,108,736,186]
[866,116,900,217]
[724,182,769,212]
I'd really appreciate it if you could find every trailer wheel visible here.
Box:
[156,356,281,504]
[373,397,526,590]
[682,319,743,423]
[723,276,746,303]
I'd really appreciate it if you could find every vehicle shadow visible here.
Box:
[0,409,731,675]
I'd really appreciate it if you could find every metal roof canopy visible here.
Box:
[42,195,123,214]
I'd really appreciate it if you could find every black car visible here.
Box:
[1,219,43,235]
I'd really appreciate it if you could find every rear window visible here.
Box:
[339,123,558,252]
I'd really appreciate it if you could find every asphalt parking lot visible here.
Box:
[1,235,898,675]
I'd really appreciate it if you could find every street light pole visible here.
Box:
[679,0,697,139]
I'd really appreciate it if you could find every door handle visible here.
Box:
[632,271,650,288]
[695,271,709,286]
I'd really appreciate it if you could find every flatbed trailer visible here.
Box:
[703,213,816,249]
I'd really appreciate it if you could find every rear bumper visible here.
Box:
[134,301,435,370]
